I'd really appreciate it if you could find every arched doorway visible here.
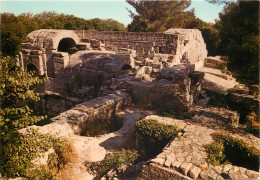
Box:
[27,63,39,77]
[122,64,132,70]
[57,38,76,53]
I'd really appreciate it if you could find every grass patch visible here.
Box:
[85,148,139,178]
[135,119,178,160]
[205,132,259,171]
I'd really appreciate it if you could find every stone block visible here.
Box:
[164,154,175,167]
[188,166,201,179]
[179,162,193,175]
[151,158,165,166]
[214,165,223,174]
[171,161,182,171]
[223,164,232,173]
[246,169,259,179]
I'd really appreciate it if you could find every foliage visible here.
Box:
[0,56,75,178]
[127,0,197,32]
[0,12,126,57]
[215,1,259,86]
[205,132,259,171]
[85,149,139,178]
[191,18,220,56]
[135,119,178,159]
[158,110,198,120]
[47,138,77,178]
[0,56,44,136]
[205,141,226,166]
[0,128,74,179]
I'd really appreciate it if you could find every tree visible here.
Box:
[0,56,46,177]
[215,1,259,85]
[127,0,196,32]
[0,12,126,58]
[0,56,44,136]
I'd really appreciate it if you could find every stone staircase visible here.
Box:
[196,56,238,94]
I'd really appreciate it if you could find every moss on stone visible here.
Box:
[205,132,259,171]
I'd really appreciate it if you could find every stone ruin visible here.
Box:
[16,29,260,179]
[16,28,207,116]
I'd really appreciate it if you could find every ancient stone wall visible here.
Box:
[73,29,207,67]
[74,30,178,57]
[49,91,131,135]
[16,29,208,116]
[127,64,204,112]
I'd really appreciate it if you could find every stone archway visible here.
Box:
[122,64,132,70]
[57,38,76,53]
[27,63,39,77]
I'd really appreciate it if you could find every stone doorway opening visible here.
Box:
[27,63,39,76]
[57,38,76,53]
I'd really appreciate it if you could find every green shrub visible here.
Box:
[86,149,139,178]
[0,129,74,179]
[205,132,259,171]
[135,119,178,159]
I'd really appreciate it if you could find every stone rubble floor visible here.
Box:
[21,102,259,179]
[148,112,260,180]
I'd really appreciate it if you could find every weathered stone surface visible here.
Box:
[223,164,233,173]
[245,169,259,179]
[164,154,176,167]
[142,114,260,180]
[179,162,193,175]
[151,158,165,166]
[160,64,194,80]
[188,166,201,179]
[171,161,183,171]
[136,163,192,180]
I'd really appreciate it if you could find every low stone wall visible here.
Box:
[146,115,260,180]
[50,91,131,135]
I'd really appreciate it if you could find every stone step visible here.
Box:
[206,56,227,66]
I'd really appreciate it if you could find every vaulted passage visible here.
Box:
[57,38,76,53]
[27,63,39,76]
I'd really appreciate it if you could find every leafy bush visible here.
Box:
[205,132,259,171]
[135,119,178,159]
[158,110,197,120]
[0,128,75,179]
[85,149,139,178]
[0,129,73,179]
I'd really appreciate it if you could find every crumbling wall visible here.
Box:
[74,31,178,57]
[73,29,207,67]
[50,91,131,135]
[127,64,204,112]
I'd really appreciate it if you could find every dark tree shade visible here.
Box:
[215,1,259,85]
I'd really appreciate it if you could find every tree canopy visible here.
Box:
[0,12,126,57]
[127,0,197,32]
[215,1,259,85]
